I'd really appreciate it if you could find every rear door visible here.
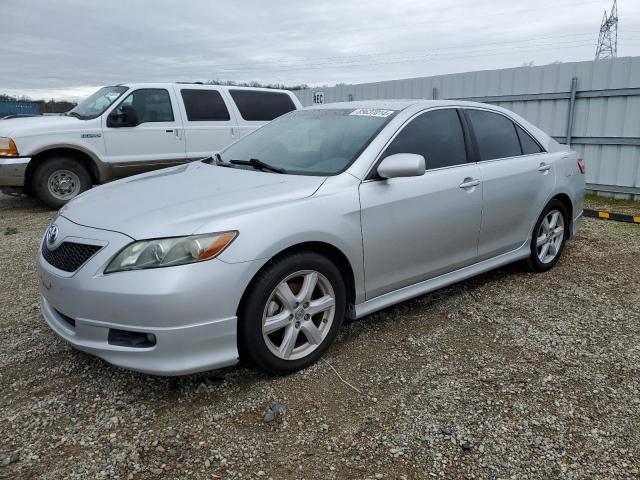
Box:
[175,87,238,160]
[227,89,297,137]
[464,108,556,259]
[359,108,483,299]
[102,87,186,171]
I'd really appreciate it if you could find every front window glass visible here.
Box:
[69,86,128,119]
[218,109,396,175]
[113,89,174,123]
[382,109,467,169]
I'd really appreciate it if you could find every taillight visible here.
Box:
[577,158,586,174]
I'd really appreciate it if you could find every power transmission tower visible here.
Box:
[595,0,618,59]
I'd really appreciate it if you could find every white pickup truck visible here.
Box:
[0,83,301,207]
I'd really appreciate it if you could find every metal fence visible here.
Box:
[294,57,640,198]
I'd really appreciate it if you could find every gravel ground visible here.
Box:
[1,192,639,480]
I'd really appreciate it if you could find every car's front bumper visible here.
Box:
[41,296,238,375]
[38,215,267,375]
[0,156,30,187]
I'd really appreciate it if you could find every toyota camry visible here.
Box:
[38,100,585,375]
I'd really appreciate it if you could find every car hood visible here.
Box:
[0,115,88,137]
[60,161,327,239]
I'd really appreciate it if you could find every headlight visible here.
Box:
[0,137,18,156]
[105,231,237,273]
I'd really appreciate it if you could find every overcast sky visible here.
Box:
[2,0,640,100]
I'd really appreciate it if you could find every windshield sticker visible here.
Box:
[349,108,395,118]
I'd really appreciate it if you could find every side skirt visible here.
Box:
[352,242,530,319]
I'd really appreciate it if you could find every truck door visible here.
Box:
[175,87,239,160]
[102,87,186,175]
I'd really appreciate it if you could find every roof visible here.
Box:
[304,99,498,111]
[115,82,294,93]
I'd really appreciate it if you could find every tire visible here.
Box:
[524,199,569,272]
[31,157,92,209]
[238,251,346,374]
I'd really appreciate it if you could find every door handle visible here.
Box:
[538,162,551,172]
[459,178,480,189]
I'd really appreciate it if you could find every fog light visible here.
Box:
[108,328,156,348]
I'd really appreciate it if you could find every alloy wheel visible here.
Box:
[536,209,565,264]
[262,270,336,361]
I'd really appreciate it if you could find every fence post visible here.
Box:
[566,76,578,146]
[432,87,438,100]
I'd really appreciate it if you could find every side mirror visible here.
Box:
[107,105,139,128]
[377,153,426,179]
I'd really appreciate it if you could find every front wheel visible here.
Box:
[525,199,568,272]
[31,157,92,209]
[238,251,346,374]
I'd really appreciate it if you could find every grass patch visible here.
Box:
[584,193,640,216]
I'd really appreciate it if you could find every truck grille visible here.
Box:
[42,241,102,273]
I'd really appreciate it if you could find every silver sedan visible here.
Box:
[38,100,585,375]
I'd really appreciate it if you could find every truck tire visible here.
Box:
[32,157,92,209]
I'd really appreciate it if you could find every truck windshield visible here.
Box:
[68,86,128,119]
[218,108,397,175]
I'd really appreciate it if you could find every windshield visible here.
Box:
[218,108,397,175]
[68,86,128,119]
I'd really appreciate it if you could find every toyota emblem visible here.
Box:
[47,224,59,245]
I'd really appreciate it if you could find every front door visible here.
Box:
[359,108,483,300]
[102,87,186,173]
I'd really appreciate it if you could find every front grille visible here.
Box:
[42,241,102,272]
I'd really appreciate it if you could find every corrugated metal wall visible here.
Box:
[0,101,38,116]
[295,57,640,197]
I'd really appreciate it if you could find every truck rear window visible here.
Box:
[229,90,296,121]
[181,89,231,121]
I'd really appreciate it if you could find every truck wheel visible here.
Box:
[32,157,92,209]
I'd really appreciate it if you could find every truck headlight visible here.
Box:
[105,231,238,273]
[0,137,18,156]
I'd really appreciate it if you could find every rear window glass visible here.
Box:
[181,89,230,121]
[467,109,521,161]
[229,90,296,121]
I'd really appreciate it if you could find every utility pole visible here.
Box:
[595,0,618,59]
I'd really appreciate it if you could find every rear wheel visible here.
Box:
[32,157,92,208]
[238,251,346,374]
[525,199,568,272]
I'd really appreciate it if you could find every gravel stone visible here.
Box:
[0,451,20,466]
[1,192,639,479]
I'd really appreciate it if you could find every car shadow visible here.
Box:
[0,192,51,213]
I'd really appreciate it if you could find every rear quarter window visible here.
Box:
[516,125,544,155]
[229,90,296,121]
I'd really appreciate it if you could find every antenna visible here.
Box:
[595,0,618,59]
